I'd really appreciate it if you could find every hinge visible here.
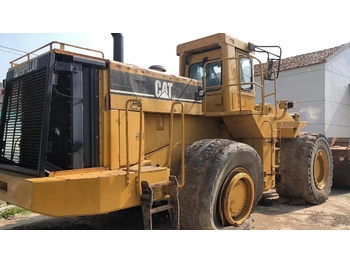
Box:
[52,73,58,85]
[136,132,145,140]
[105,94,110,110]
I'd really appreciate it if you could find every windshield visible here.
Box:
[190,58,253,91]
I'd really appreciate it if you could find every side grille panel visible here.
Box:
[2,70,47,170]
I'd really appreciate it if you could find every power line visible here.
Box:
[0,45,38,56]
[0,45,30,54]
[0,48,23,56]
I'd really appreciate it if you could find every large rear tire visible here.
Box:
[176,139,264,230]
[277,132,333,204]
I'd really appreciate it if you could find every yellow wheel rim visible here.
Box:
[313,149,329,190]
[222,168,254,226]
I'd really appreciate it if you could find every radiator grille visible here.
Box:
[2,70,47,169]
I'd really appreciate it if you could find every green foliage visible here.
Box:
[0,206,31,219]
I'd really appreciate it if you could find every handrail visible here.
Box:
[168,102,185,188]
[263,69,278,117]
[125,99,143,195]
[202,56,265,115]
[263,120,275,176]
[10,41,105,68]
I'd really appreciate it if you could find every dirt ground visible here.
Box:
[251,185,350,230]
[1,185,350,230]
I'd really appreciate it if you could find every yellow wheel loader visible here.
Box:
[0,33,333,229]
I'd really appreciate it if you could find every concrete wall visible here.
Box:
[324,47,350,137]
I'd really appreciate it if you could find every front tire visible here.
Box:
[176,139,264,229]
[277,132,333,204]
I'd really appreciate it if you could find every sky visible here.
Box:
[0,0,349,82]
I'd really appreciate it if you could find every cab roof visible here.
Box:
[176,33,251,55]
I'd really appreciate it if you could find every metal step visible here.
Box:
[140,175,179,230]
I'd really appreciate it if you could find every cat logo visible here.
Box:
[155,80,173,99]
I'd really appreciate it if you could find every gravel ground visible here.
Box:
[251,185,350,230]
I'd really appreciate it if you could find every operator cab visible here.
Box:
[177,33,281,116]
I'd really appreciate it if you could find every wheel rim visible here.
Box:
[220,168,254,226]
[313,149,329,190]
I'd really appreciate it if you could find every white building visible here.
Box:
[255,43,350,138]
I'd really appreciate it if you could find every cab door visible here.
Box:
[187,49,224,113]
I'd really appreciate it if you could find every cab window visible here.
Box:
[189,63,203,81]
[190,61,222,87]
[240,57,253,91]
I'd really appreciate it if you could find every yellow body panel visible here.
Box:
[109,110,120,169]
[145,113,170,154]
[117,110,145,167]
[0,167,169,217]
[110,93,202,115]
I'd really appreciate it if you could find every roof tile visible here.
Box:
[254,44,347,76]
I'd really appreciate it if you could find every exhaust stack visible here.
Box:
[111,33,124,63]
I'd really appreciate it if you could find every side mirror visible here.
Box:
[248,43,282,81]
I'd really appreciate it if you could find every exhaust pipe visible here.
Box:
[111,33,124,63]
